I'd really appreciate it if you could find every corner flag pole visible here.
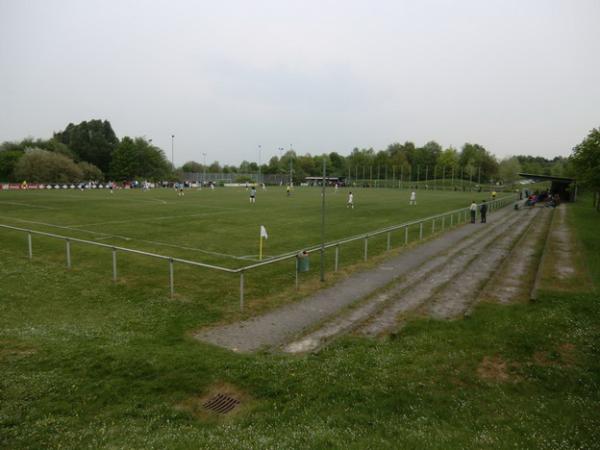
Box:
[259,225,268,260]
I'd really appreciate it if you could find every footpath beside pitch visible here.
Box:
[195,205,520,353]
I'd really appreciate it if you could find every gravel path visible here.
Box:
[195,205,517,353]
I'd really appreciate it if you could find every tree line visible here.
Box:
[184,141,572,185]
[0,119,597,203]
[0,120,171,183]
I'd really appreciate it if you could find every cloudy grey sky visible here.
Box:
[1,0,599,166]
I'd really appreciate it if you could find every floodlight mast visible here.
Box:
[320,156,326,282]
[171,134,175,169]
[289,144,293,186]
[278,147,285,184]
[258,145,262,184]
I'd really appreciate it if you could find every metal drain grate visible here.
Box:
[202,393,241,414]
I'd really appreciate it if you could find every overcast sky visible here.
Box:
[1,0,599,166]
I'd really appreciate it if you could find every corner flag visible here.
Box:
[259,225,268,260]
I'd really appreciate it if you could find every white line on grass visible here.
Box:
[0,216,253,261]
[0,201,55,210]
[70,211,230,228]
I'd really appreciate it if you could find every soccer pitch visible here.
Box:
[0,186,483,307]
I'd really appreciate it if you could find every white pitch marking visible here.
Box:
[70,210,229,228]
[0,216,247,260]
[0,201,54,210]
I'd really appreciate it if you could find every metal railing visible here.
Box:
[0,195,515,310]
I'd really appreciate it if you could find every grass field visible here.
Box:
[0,187,491,314]
[0,186,484,264]
[1,192,599,449]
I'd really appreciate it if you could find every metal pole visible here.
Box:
[387,232,391,250]
[112,249,117,282]
[432,219,435,234]
[334,245,339,272]
[240,271,244,310]
[364,237,368,261]
[258,145,262,184]
[320,157,326,282]
[404,226,408,245]
[442,215,445,231]
[400,165,403,189]
[171,134,175,169]
[66,239,71,268]
[27,233,32,259]
[419,222,423,240]
[450,214,453,227]
[169,258,174,298]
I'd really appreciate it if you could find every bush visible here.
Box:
[13,148,83,183]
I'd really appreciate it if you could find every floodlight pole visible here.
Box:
[278,147,284,184]
[289,144,293,185]
[258,145,262,184]
[171,134,175,170]
[320,157,326,282]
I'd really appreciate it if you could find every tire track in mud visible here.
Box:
[284,207,536,352]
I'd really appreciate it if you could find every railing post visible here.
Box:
[419,222,423,240]
[404,226,408,245]
[450,214,453,227]
[442,215,445,231]
[334,245,339,272]
[112,248,117,282]
[364,237,368,261]
[386,232,391,251]
[240,271,245,311]
[66,239,71,269]
[27,233,32,260]
[169,258,174,298]
[431,219,435,234]
[295,258,299,289]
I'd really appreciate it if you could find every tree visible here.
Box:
[0,150,23,181]
[54,120,119,172]
[13,149,83,183]
[181,161,204,173]
[413,141,442,179]
[459,143,498,182]
[437,147,459,171]
[110,137,170,181]
[572,126,600,210]
[498,157,522,184]
[78,161,104,181]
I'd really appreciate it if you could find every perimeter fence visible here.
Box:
[0,195,515,310]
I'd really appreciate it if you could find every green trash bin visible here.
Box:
[297,251,310,272]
